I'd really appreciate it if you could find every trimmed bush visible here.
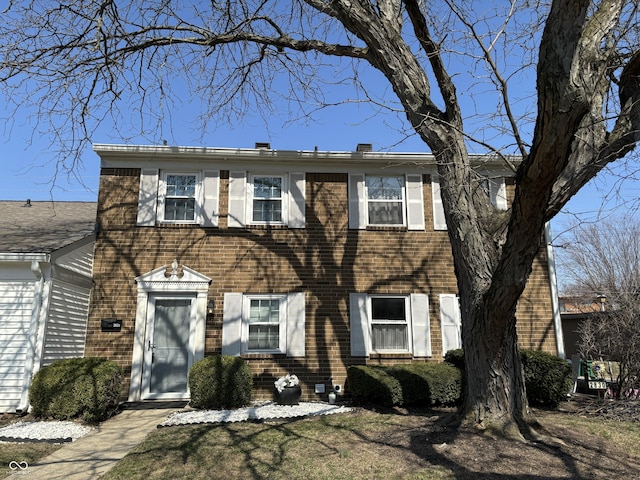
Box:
[346,365,403,406]
[444,349,465,370]
[188,355,252,409]
[389,363,463,406]
[521,349,573,408]
[347,363,462,407]
[444,348,572,408]
[29,357,123,423]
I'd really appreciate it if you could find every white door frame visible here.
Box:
[128,261,211,402]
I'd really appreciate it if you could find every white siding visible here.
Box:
[41,280,89,366]
[0,281,34,412]
[56,242,95,277]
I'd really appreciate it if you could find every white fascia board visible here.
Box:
[93,143,521,171]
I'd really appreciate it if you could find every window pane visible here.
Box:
[253,200,282,222]
[254,177,282,199]
[368,202,403,224]
[249,299,280,324]
[164,198,195,221]
[372,324,408,350]
[166,175,196,197]
[372,297,406,321]
[248,325,280,350]
[366,176,403,200]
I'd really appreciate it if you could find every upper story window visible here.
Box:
[136,169,219,227]
[228,171,306,228]
[163,174,198,222]
[349,173,425,230]
[251,175,285,223]
[366,176,405,226]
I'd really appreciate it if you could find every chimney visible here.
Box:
[356,143,372,153]
[255,142,271,149]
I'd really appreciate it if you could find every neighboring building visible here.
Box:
[0,200,97,413]
[87,143,562,403]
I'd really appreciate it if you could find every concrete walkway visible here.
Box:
[6,402,185,480]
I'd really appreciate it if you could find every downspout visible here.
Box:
[18,260,47,412]
[545,222,565,359]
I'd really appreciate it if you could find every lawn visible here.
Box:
[101,406,640,480]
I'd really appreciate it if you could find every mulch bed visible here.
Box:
[560,393,640,422]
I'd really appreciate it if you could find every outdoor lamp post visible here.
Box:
[596,294,607,312]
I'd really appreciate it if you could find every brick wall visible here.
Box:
[86,169,557,401]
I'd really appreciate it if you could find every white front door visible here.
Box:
[142,295,195,400]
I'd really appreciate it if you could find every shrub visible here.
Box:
[444,348,572,408]
[346,365,403,406]
[188,355,252,409]
[29,357,123,423]
[444,349,465,370]
[389,363,463,406]
[521,349,573,408]
[347,363,462,407]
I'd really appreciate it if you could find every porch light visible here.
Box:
[207,300,215,315]
[596,294,607,312]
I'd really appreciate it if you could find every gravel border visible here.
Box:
[0,402,353,441]
[0,421,93,443]
[160,402,354,427]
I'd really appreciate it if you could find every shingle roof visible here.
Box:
[0,200,97,254]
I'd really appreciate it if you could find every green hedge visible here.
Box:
[444,348,572,408]
[347,363,462,407]
[29,357,123,423]
[521,349,573,407]
[188,355,252,409]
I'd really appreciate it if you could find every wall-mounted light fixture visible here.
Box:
[207,300,215,315]
[596,294,607,312]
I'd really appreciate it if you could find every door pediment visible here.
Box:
[135,260,211,293]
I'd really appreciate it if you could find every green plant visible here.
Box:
[29,357,123,423]
[521,349,573,407]
[188,355,252,409]
[346,365,403,406]
[443,349,465,370]
[393,363,463,406]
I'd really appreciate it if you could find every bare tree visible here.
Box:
[561,218,640,395]
[2,1,640,438]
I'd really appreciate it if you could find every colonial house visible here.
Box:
[86,143,563,403]
[0,200,96,413]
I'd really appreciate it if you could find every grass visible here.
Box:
[0,442,62,479]
[101,407,640,480]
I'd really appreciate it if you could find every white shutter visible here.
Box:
[431,175,447,231]
[410,294,431,357]
[439,294,461,355]
[288,172,306,228]
[489,177,508,210]
[228,171,247,228]
[348,174,367,229]
[201,170,220,227]
[136,169,159,226]
[286,292,305,356]
[221,293,243,356]
[406,174,425,231]
[349,293,370,356]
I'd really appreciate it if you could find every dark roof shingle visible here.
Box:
[0,201,97,254]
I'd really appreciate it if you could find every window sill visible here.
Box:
[369,352,414,360]
[365,226,408,232]
[241,353,286,360]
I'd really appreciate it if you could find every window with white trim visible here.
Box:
[349,293,431,357]
[245,296,285,352]
[161,173,199,222]
[349,174,425,230]
[221,292,306,357]
[370,296,409,351]
[136,169,220,227]
[227,172,306,228]
[366,176,405,226]
[250,175,285,224]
